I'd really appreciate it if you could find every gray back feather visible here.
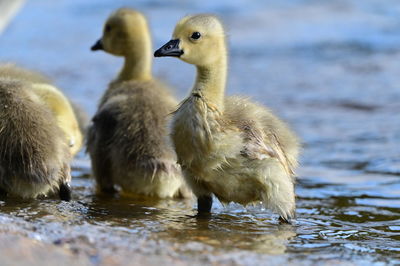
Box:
[88,79,177,173]
[0,78,68,188]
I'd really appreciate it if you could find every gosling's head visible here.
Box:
[91,8,150,56]
[154,14,226,66]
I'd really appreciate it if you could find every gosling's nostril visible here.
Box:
[154,39,182,57]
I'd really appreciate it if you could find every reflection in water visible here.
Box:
[0,166,399,264]
[0,176,295,256]
[154,212,296,255]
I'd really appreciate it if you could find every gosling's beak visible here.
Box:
[91,39,103,51]
[154,39,183,57]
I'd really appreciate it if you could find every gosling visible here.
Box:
[0,64,83,156]
[154,15,300,222]
[88,8,187,198]
[0,64,83,200]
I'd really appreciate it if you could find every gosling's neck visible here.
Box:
[193,57,227,109]
[117,39,152,82]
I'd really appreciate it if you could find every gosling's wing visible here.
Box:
[225,96,297,178]
[86,107,118,192]
[86,107,118,150]
[239,121,295,177]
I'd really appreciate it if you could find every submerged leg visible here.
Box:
[197,195,213,213]
[59,182,72,201]
[0,187,7,198]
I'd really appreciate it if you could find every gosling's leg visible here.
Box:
[0,187,7,198]
[59,182,72,201]
[197,195,213,213]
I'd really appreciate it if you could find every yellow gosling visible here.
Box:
[154,14,300,222]
[88,8,190,198]
[0,64,84,157]
[0,64,83,200]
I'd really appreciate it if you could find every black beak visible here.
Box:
[91,39,103,51]
[154,39,183,57]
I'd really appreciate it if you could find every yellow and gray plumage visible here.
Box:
[0,64,83,199]
[155,14,300,221]
[87,8,189,198]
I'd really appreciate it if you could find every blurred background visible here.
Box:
[0,0,399,265]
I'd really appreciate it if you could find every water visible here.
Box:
[0,0,399,265]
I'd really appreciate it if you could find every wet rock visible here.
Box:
[0,234,90,266]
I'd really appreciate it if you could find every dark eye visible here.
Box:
[105,24,111,32]
[190,32,201,40]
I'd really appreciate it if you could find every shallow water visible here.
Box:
[0,0,399,265]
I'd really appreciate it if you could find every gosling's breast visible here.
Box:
[172,97,217,165]
[172,97,244,172]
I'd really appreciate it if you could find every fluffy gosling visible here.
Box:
[154,15,300,222]
[0,64,83,200]
[88,8,189,198]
